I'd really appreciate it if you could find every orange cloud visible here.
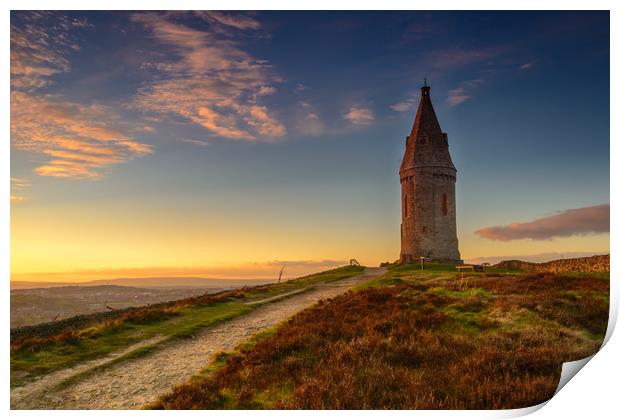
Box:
[475,204,610,241]
[10,177,31,204]
[131,12,286,141]
[10,15,69,89]
[10,12,91,90]
[10,177,30,189]
[11,13,152,180]
[53,138,120,156]
[34,161,100,179]
[244,105,287,137]
[11,92,152,179]
[196,106,254,139]
[10,195,28,204]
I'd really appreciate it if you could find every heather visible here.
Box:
[154,266,608,409]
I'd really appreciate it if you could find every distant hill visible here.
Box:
[11,281,75,289]
[10,283,228,328]
[11,281,267,328]
[11,277,272,290]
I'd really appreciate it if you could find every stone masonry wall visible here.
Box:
[401,166,460,261]
[493,254,610,273]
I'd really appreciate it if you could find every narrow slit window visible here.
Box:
[442,193,448,216]
[404,194,408,218]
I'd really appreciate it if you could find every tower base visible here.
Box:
[400,254,463,265]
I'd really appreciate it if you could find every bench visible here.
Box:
[456,265,475,272]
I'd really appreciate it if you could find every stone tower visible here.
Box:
[400,82,461,263]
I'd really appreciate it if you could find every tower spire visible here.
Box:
[400,81,455,171]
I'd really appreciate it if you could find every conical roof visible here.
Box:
[400,84,456,172]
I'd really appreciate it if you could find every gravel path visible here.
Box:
[11,267,385,409]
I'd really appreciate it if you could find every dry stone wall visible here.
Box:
[493,254,610,273]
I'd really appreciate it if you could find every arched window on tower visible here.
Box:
[442,193,448,216]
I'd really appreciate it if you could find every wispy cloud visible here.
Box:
[520,61,536,71]
[11,92,152,179]
[343,106,374,125]
[181,139,210,147]
[428,47,500,71]
[10,195,28,204]
[475,204,610,241]
[390,94,419,113]
[401,18,440,43]
[294,101,325,136]
[446,79,483,107]
[300,113,324,134]
[10,177,30,189]
[11,12,151,179]
[10,177,31,204]
[446,87,470,107]
[197,11,261,31]
[130,12,286,141]
[10,12,78,90]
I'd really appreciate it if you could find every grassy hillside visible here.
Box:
[10,265,364,387]
[153,264,609,409]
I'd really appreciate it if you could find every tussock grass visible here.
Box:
[153,267,608,410]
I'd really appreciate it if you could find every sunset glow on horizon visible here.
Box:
[11,11,609,282]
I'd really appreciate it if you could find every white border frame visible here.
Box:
[3,2,617,419]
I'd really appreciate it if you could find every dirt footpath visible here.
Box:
[11,267,385,409]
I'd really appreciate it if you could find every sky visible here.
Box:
[10,11,610,281]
